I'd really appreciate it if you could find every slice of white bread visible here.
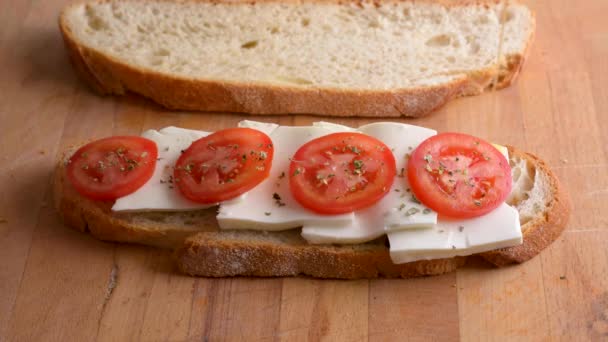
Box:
[58,0,535,117]
[53,146,570,278]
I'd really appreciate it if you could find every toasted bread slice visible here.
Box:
[53,146,569,278]
[58,0,534,117]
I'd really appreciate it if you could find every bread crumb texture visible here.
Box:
[63,0,531,90]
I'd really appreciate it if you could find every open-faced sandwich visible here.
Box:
[54,121,569,278]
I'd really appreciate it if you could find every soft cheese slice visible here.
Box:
[358,122,438,232]
[237,120,279,134]
[217,124,354,230]
[312,121,357,132]
[113,124,278,212]
[492,143,509,160]
[301,122,439,244]
[300,218,371,244]
[388,203,522,263]
[299,202,390,243]
[112,127,212,211]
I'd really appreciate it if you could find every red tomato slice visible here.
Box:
[174,128,273,203]
[407,133,512,218]
[289,132,396,215]
[66,136,158,201]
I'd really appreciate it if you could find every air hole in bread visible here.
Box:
[301,18,310,27]
[111,10,123,21]
[470,43,481,54]
[426,34,451,47]
[502,10,515,23]
[476,15,490,25]
[465,35,481,54]
[241,40,258,49]
[430,13,443,25]
[154,48,170,57]
[85,6,107,31]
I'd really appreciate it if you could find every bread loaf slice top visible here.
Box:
[60,0,532,91]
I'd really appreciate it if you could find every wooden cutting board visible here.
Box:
[1,0,607,340]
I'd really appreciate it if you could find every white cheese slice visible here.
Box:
[388,203,522,263]
[300,122,439,244]
[113,124,278,212]
[112,127,213,212]
[492,143,509,160]
[358,122,438,232]
[237,120,280,134]
[300,218,370,244]
[217,124,354,231]
[312,121,358,132]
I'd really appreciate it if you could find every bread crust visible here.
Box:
[53,144,569,278]
[177,232,466,279]
[479,147,570,266]
[58,0,532,117]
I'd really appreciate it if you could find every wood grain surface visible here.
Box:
[1,0,607,341]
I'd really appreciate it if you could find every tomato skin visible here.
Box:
[407,133,512,219]
[174,128,273,204]
[289,132,396,215]
[66,136,158,201]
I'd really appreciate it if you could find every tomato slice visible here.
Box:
[174,128,273,203]
[66,136,158,201]
[407,133,512,218]
[289,132,396,215]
